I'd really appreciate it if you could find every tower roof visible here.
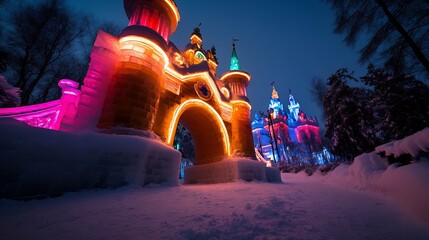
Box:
[190,24,203,48]
[229,40,241,71]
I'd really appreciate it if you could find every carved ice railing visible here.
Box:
[0,79,81,130]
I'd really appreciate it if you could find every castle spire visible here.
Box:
[271,82,279,99]
[229,39,241,71]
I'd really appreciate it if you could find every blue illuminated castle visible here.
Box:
[252,84,325,164]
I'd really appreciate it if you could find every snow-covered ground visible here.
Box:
[1,117,428,239]
[1,173,429,240]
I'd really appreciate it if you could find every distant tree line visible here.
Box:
[0,0,120,107]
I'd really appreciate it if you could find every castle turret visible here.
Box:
[182,26,218,76]
[220,42,255,158]
[220,42,250,98]
[98,0,180,134]
[124,0,180,41]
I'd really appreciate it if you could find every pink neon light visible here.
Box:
[0,79,81,131]
[296,125,321,144]
[58,79,79,89]
[15,109,61,129]
[0,100,61,116]
[63,90,79,96]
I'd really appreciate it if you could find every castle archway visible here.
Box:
[167,99,230,165]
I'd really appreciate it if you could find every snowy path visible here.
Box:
[1,178,429,240]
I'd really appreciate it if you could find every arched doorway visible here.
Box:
[168,99,230,165]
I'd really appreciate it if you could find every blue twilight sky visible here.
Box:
[66,0,368,129]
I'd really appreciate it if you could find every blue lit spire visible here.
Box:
[229,39,241,71]
[268,82,283,119]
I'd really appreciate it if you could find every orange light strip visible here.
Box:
[230,100,252,110]
[220,71,251,82]
[208,59,218,67]
[167,99,231,156]
[119,35,170,69]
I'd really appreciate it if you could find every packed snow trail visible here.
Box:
[1,177,429,240]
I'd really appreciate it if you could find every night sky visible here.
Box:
[66,0,368,129]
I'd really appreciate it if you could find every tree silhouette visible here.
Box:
[324,0,429,76]
[1,0,121,105]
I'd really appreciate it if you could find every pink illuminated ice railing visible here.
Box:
[0,79,81,130]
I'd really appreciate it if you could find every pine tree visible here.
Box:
[173,123,195,163]
[362,65,429,141]
[323,69,380,160]
[324,0,429,75]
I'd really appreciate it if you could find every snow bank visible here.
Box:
[322,129,429,224]
[375,128,429,158]
[379,163,429,223]
[324,157,429,225]
[0,118,181,199]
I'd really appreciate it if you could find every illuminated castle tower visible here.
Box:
[268,83,284,119]
[98,0,180,132]
[220,42,255,158]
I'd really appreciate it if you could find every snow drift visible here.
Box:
[325,128,429,224]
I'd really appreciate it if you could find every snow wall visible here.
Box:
[0,119,181,199]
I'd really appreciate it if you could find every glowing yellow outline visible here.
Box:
[167,99,231,156]
[190,34,203,44]
[164,0,180,25]
[208,59,218,67]
[165,68,233,113]
[119,35,170,69]
[220,71,251,82]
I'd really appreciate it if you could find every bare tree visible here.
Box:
[324,0,429,76]
[0,0,8,73]
[2,0,91,105]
